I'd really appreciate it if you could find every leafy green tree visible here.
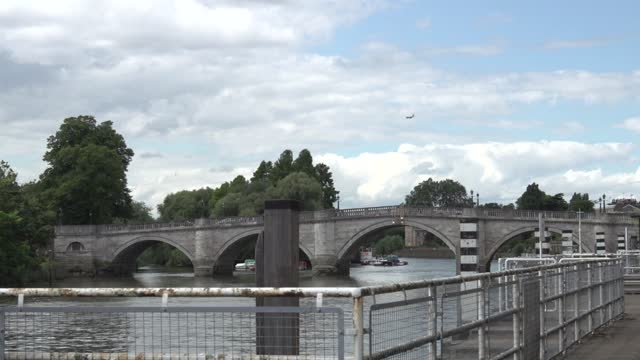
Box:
[516,183,569,211]
[314,163,339,209]
[293,149,315,177]
[374,235,404,256]
[0,211,36,286]
[251,161,273,183]
[543,193,569,211]
[405,178,473,207]
[0,161,21,212]
[569,193,595,212]
[268,172,323,211]
[127,201,154,223]
[480,202,504,209]
[158,188,213,221]
[270,150,294,183]
[213,192,244,217]
[41,116,134,224]
[516,183,546,210]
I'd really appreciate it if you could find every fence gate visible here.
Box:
[522,278,541,360]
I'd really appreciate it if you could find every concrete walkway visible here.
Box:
[564,294,640,359]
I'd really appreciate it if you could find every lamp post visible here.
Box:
[603,194,607,213]
[476,193,480,207]
[337,195,340,210]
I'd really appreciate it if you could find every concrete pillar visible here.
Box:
[596,232,606,254]
[562,230,574,255]
[459,219,479,275]
[534,227,551,255]
[312,212,339,275]
[256,200,300,356]
[194,221,213,277]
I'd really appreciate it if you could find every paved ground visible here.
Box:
[564,294,640,359]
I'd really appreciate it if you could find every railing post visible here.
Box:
[513,275,520,360]
[573,265,579,344]
[559,267,565,354]
[587,264,593,333]
[599,265,604,326]
[353,296,364,360]
[0,308,4,360]
[540,270,546,360]
[428,286,437,360]
[478,277,486,360]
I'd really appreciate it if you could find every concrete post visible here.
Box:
[312,214,339,275]
[256,200,300,355]
[194,221,214,277]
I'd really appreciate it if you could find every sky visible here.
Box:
[1,0,640,212]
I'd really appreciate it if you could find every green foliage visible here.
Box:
[137,243,192,267]
[0,211,37,286]
[0,161,21,212]
[569,193,595,212]
[157,149,339,221]
[374,234,405,256]
[405,178,473,207]
[158,188,213,221]
[516,183,568,211]
[268,172,323,211]
[41,116,134,224]
[479,202,515,209]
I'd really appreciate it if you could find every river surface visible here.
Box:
[4,259,495,356]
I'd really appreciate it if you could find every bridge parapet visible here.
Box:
[54,206,634,236]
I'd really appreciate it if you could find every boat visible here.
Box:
[360,247,374,265]
[234,259,256,271]
[373,255,408,266]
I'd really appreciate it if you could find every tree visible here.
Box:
[479,202,504,209]
[41,116,134,224]
[127,201,154,223]
[293,149,315,177]
[251,161,272,183]
[516,183,546,210]
[569,193,595,212]
[270,150,294,183]
[158,188,213,221]
[543,193,569,211]
[516,183,569,211]
[268,172,323,211]
[374,235,404,256]
[405,178,472,207]
[213,192,244,217]
[0,211,36,286]
[0,161,21,212]
[314,163,339,209]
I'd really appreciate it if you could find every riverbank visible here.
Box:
[396,247,455,259]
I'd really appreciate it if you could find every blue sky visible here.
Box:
[0,0,639,210]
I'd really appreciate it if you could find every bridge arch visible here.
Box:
[212,228,314,275]
[109,235,195,275]
[485,225,593,269]
[336,219,457,265]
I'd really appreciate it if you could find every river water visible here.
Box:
[4,259,480,356]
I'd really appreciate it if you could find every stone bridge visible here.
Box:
[54,206,638,277]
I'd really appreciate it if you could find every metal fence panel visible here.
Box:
[368,296,433,359]
[0,306,344,360]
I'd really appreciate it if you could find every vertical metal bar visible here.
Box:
[574,265,579,344]
[599,265,604,327]
[428,286,437,360]
[478,278,486,360]
[513,275,520,360]
[338,309,345,360]
[0,309,5,360]
[558,268,565,355]
[539,271,546,360]
[353,296,364,360]
[587,264,593,333]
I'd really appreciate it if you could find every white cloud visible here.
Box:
[618,117,640,133]
[425,44,503,56]
[318,142,635,207]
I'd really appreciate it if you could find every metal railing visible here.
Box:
[0,258,625,359]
